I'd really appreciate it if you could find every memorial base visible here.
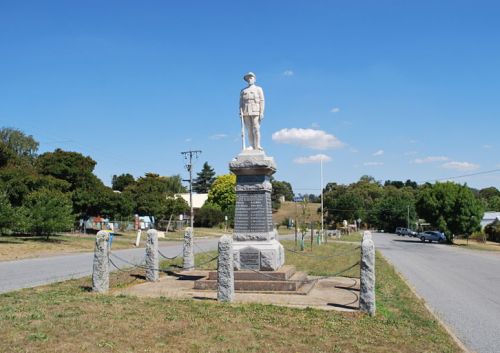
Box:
[233,240,285,271]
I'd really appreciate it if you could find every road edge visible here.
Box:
[378,251,473,353]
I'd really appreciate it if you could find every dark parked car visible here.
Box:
[395,227,418,237]
[418,231,446,243]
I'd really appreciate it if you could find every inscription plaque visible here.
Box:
[239,247,260,270]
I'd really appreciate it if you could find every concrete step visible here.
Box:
[207,265,296,281]
[194,270,312,293]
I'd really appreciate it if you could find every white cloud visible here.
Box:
[409,139,417,144]
[372,149,384,156]
[349,147,359,153]
[272,128,344,150]
[283,70,294,76]
[483,144,492,149]
[293,154,332,164]
[404,151,418,156]
[442,161,480,171]
[330,107,341,113]
[413,156,449,164]
[363,162,384,167]
[210,133,227,140]
[185,138,192,142]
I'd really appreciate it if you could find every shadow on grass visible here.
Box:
[192,296,217,301]
[327,302,358,310]
[0,235,69,244]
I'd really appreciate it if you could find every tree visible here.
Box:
[0,166,70,207]
[271,179,294,211]
[207,174,236,213]
[0,127,39,161]
[193,162,216,193]
[368,186,417,231]
[112,173,135,192]
[23,189,74,239]
[36,149,96,190]
[0,191,18,234]
[123,173,186,219]
[416,182,483,241]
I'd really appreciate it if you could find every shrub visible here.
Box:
[484,220,500,243]
[194,203,224,228]
[23,188,74,239]
[470,231,486,243]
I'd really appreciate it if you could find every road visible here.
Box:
[0,238,219,294]
[373,232,500,353]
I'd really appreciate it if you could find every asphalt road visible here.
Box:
[0,238,219,294]
[373,232,500,353]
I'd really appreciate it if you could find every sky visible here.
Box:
[1,0,500,193]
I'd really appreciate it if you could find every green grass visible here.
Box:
[0,240,462,353]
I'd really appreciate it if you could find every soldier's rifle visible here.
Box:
[240,114,246,150]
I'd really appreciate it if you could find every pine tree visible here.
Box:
[193,162,216,193]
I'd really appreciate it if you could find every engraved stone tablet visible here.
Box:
[239,247,260,270]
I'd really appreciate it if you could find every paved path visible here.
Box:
[373,232,500,353]
[0,238,219,294]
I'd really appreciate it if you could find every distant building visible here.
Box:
[481,212,500,229]
[176,193,208,209]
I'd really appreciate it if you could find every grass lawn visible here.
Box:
[0,241,462,353]
[0,228,227,262]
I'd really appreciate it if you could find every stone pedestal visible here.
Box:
[229,150,285,271]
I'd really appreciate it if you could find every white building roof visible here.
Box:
[480,212,500,228]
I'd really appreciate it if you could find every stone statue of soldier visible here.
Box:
[239,72,265,151]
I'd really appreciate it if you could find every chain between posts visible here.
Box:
[158,249,182,260]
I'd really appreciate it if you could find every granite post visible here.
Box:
[217,235,234,302]
[359,237,376,315]
[145,229,159,282]
[363,230,372,241]
[229,150,285,271]
[183,227,195,271]
[92,230,110,293]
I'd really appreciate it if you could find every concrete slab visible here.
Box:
[114,271,360,312]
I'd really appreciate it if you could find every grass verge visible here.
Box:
[0,241,462,353]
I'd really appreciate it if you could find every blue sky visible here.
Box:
[1,0,499,193]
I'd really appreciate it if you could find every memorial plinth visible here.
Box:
[229,150,285,271]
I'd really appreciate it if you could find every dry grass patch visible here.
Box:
[0,241,462,353]
[453,238,500,252]
[272,201,321,225]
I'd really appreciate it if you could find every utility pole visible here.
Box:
[181,150,202,230]
[407,205,410,229]
[320,157,324,242]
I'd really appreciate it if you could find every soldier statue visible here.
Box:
[239,72,265,151]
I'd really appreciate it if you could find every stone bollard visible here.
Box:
[363,230,372,241]
[217,235,234,303]
[92,231,110,293]
[183,227,195,271]
[359,237,376,315]
[145,229,159,282]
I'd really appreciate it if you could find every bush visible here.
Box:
[470,231,486,243]
[23,188,74,238]
[484,220,500,243]
[194,203,224,228]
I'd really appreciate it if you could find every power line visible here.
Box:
[422,168,500,183]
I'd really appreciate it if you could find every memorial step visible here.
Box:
[193,270,313,294]
[207,265,297,281]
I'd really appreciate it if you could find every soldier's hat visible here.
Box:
[243,72,256,82]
